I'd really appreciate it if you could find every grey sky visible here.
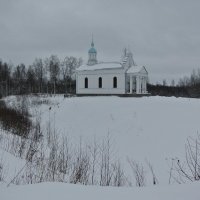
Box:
[0,0,200,83]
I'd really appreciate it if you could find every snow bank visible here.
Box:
[1,181,200,200]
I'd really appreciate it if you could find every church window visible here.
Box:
[85,77,88,88]
[99,77,102,88]
[113,77,117,88]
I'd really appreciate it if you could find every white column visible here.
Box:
[130,75,133,94]
[136,76,139,94]
[139,77,141,94]
[144,77,147,93]
[142,77,145,93]
[76,73,78,94]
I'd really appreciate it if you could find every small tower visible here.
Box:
[122,48,136,69]
[88,39,97,65]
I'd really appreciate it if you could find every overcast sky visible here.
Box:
[0,0,200,83]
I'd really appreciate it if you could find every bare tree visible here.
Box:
[45,55,60,95]
[33,58,45,93]
[171,79,175,87]
[62,56,81,93]
[13,63,27,94]
[162,79,167,86]
[128,159,146,187]
[26,65,36,93]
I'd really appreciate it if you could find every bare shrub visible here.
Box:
[99,134,114,186]
[146,160,159,185]
[46,132,59,182]
[128,159,146,187]
[0,159,6,183]
[172,135,200,183]
[88,137,98,185]
[0,99,32,137]
[57,136,72,179]
[70,138,90,185]
[112,161,126,186]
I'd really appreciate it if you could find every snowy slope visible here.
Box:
[1,95,200,192]
[1,181,200,200]
[37,96,200,184]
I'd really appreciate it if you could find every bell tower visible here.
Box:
[88,38,97,65]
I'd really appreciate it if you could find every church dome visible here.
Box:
[87,39,98,65]
[88,40,97,53]
[88,47,97,53]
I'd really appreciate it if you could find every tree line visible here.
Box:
[148,68,200,98]
[0,55,82,97]
[1,56,199,98]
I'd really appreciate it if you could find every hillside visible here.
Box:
[36,95,200,184]
[0,95,200,199]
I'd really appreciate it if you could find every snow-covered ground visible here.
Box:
[1,95,200,199]
[1,181,200,200]
[37,95,200,184]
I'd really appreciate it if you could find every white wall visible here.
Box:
[76,69,126,94]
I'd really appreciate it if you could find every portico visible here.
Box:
[126,66,148,94]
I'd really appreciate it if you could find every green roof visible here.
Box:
[88,47,97,53]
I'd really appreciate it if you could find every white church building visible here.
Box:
[76,40,148,95]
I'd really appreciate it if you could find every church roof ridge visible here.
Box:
[77,61,123,71]
[126,65,147,74]
[98,61,121,64]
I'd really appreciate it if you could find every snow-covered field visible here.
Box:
[38,96,200,184]
[1,95,200,199]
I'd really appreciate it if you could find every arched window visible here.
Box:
[85,77,88,88]
[98,77,102,88]
[113,77,117,88]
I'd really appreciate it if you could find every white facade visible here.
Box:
[76,68,126,94]
[76,42,148,95]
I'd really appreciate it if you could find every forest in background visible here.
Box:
[0,56,82,97]
[148,69,200,98]
[0,57,200,98]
